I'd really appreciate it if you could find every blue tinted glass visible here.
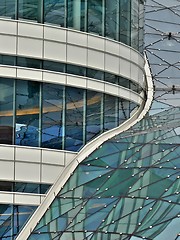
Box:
[104,95,118,130]
[66,64,86,76]
[0,55,15,65]
[87,68,104,80]
[120,0,131,45]
[67,0,86,31]
[44,0,65,26]
[0,1,16,19]
[43,60,65,72]
[65,87,84,151]
[88,0,104,35]
[15,80,40,147]
[17,57,42,69]
[18,0,40,22]
[42,83,64,149]
[105,0,119,40]
[86,90,102,141]
[0,78,14,144]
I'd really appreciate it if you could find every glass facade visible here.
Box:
[0,204,36,239]
[0,78,136,151]
[0,181,50,194]
[15,1,179,239]
[0,0,144,50]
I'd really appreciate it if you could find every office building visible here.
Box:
[0,0,179,239]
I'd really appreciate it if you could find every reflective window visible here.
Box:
[0,181,12,191]
[65,87,84,151]
[131,0,139,49]
[86,91,103,141]
[0,55,15,65]
[0,78,136,151]
[68,0,84,30]
[67,64,86,76]
[14,182,50,194]
[18,0,40,22]
[104,95,118,130]
[0,0,16,19]
[88,0,104,35]
[0,1,144,51]
[105,0,119,40]
[17,57,42,69]
[0,204,36,239]
[0,78,14,144]
[43,60,65,72]
[120,0,131,45]
[15,80,40,147]
[119,99,130,124]
[87,68,104,80]
[44,0,65,26]
[42,83,64,149]
[105,73,118,84]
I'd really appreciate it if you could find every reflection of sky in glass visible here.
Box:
[20,1,180,240]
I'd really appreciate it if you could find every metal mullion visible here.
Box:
[83,90,87,146]
[39,83,43,147]
[62,86,66,150]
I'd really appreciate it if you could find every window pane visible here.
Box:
[18,0,40,22]
[86,91,102,141]
[119,99,130,124]
[17,57,42,69]
[44,0,65,26]
[0,78,14,144]
[0,0,16,19]
[105,0,119,40]
[0,55,15,65]
[65,87,84,151]
[15,80,40,147]
[104,73,118,84]
[42,83,64,149]
[0,181,12,191]
[87,68,104,80]
[88,0,104,35]
[43,60,65,72]
[67,64,86,76]
[131,0,139,49]
[120,0,131,45]
[104,95,118,130]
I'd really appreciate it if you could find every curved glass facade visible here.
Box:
[0,78,137,151]
[0,204,36,240]
[14,1,180,240]
[0,0,144,51]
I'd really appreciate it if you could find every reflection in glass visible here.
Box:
[0,204,36,239]
[65,87,84,151]
[18,0,40,22]
[119,99,130,124]
[86,91,103,141]
[131,0,139,49]
[88,0,104,35]
[105,0,119,40]
[0,0,15,19]
[42,83,64,149]
[17,57,42,69]
[15,80,40,147]
[120,0,131,45]
[104,95,118,130]
[0,78,14,144]
[44,0,65,26]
